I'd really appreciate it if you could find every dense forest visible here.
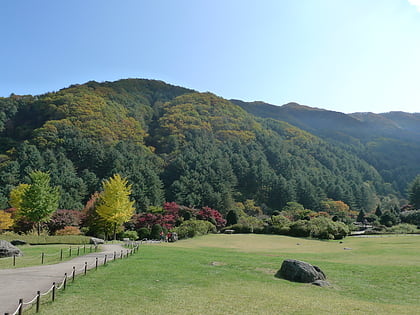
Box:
[0,79,418,219]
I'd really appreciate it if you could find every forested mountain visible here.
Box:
[232,100,420,195]
[0,79,414,215]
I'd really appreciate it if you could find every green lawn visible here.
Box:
[33,234,419,314]
[0,243,100,268]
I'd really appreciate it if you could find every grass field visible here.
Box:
[0,243,100,268]
[32,234,419,314]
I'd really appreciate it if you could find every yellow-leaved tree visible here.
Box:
[9,184,30,210]
[96,174,135,240]
[0,210,14,231]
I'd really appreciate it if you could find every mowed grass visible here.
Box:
[0,244,100,269]
[36,234,419,315]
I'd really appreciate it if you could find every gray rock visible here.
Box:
[312,280,330,287]
[275,259,326,283]
[89,237,105,245]
[0,240,23,258]
[10,239,27,246]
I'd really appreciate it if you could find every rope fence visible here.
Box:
[4,244,139,315]
[6,245,99,267]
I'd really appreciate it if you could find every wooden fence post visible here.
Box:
[18,298,23,315]
[36,291,40,313]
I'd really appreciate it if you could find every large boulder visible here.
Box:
[275,259,326,283]
[89,237,105,245]
[0,240,23,258]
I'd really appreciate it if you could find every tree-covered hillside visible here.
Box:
[233,99,420,195]
[0,79,409,215]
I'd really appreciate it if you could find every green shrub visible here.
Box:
[380,211,400,227]
[269,215,291,235]
[309,217,349,240]
[137,227,150,240]
[288,220,310,237]
[400,210,420,226]
[172,220,216,239]
[121,230,138,240]
[386,223,419,234]
[150,224,164,240]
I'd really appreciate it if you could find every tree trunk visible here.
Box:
[113,223,117,241]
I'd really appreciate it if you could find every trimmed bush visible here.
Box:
[309,217,349,240]
[400,210,420,226]
[121,230,138,240]
[289,220,311,237]
[386,223,419,234]
[172,220,216,239]
[150,224,164,240]
[137,227,151,240]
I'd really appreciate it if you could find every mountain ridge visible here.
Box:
[0,78,417,214]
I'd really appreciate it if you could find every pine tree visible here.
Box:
[357,209,365,223]
[96,174,135,240]
[409,175,420,209]
[226,210,239,226]
[374,205,382,217]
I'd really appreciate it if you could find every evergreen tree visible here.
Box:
[408,175,420,209]
[374,205,382,217]
[226,210,239,226]
[357,209,365,223]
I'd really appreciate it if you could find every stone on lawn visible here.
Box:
[89,237,105,245]
[0,240,23,258]
[275,259,326,283]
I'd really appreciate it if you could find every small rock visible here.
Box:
[90,237,105,245]
[343,247,352,250]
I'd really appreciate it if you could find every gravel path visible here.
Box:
[0,244,130,314]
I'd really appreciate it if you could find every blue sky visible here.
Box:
[1,0,420,113]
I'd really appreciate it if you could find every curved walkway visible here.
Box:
[0,244,128,314]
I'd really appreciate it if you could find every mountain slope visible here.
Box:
[0,79,407,214]
[233,100,420,193]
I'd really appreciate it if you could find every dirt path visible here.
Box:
[0,244,130,314]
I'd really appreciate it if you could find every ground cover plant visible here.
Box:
[33,234,419,315]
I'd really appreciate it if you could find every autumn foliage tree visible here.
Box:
[0,210,13,231]
[96,174,135,240]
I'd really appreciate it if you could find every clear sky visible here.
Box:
[1,0,420,113]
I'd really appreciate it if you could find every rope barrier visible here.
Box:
[40,284,55,297]
[21,295,37,306]
[9,301,22,315]
[5,244,140,315]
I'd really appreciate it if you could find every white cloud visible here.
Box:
[408,0,420,11]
